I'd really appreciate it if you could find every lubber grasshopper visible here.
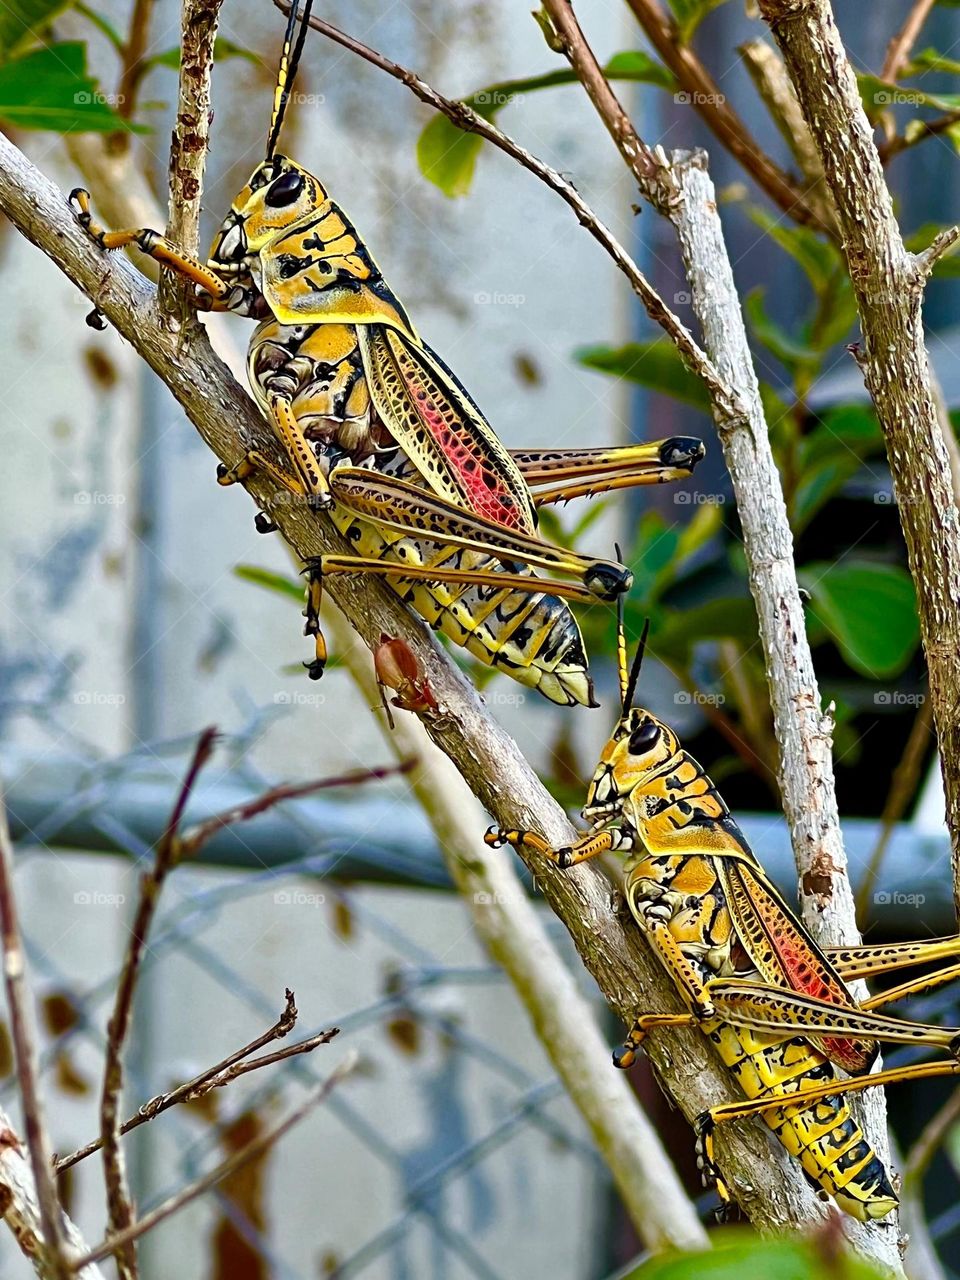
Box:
[69,0,704,707]
[488,618,960,1219]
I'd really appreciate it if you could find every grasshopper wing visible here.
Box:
[358,325,538,533]
[717,852,878,1075]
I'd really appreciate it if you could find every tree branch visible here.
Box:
[0,804,72,1280]
[0,131,856,1242]
[757,0,960,918]
[72,1053,357,1271]
[99,728,217,1278]
[881,0,936,83]
[738,38,833,224]
[327,613,707,1251]
[55,996,339,1173]
[162,0,223,314]
[880,109,960,162]
[115,0,154,125]
[622,0,829,231]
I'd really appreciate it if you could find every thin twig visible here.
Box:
[0,803,72,1280]
[115,0,155,125]
[162,0,223,314]
[274,0,747,430]
[56,996,339,1172]
[914,224,960,277]
[97,734,405,1271]
[622,0,828,231]
[880,109,960,162]
[881,0,936,83]
[99,728,218,1277]
[903,1082,960,1193]
[738,38,833,225]
[73,1053,357,1271]
[177,760,414,856]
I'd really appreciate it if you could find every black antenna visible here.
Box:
[622,617,650,713]
[266,0,315,160]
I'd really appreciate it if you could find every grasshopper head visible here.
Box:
[582,707,680,822]
[208,156,323,273]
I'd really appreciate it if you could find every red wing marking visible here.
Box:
[362,326,537,534]
[726,860,876,1075]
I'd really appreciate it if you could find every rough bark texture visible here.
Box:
[0,133,905,1258]
[758,0,960,915]
[331,614,708,1251]
[0,1108,104,1279]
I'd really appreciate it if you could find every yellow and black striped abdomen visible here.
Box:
[326,503,593,707]
[706,1019,897,1220]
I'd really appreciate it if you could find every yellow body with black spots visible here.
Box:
[70,0,704,705]
[488,622,960,1220]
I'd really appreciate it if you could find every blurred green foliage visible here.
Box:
[622,1231,887,1280]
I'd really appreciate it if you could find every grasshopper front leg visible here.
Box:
[484,824,617,868]
[216,392,333,511]
[70,188,235,305]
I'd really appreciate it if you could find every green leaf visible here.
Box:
[625,511,679,602]
[759,381,791,431]
[575,340,712,415]
[667,0,729,43]
[601,50,677,90]
[800,404,883,462]
[907,46,960,76]
[74,3,124,52]
[652,596,758,663]
[745,207,839,291]
[858,70,960,115]
[792,407,884,529]
[744,289,819,371]
[800,561,920,678]
[674,501,723,566]
[0,0,73,58]
[0,43,140,131]
[416,52,675,197]
[792,452,864,531]
[145,35,260,72]
[624,1230,889,1280]
[416,99,500,199]
[235,564,303,601]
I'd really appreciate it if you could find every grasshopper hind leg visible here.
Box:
[302,567,327,679]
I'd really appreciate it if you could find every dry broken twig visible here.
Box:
[97,729,408,1273]
[56,992,339,1173]
[73,1052,358,1271]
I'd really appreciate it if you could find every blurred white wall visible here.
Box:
[0,2,638,1275]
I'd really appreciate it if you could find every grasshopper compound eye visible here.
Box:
[628,719,660,756]
[265,170,305,207]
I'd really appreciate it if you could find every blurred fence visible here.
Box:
[1,703,613,1279]
[3,684,960,1279]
